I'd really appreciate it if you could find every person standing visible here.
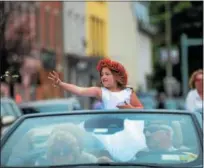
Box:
[185,69,203,113]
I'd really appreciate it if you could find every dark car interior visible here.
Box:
[20,107,40,115]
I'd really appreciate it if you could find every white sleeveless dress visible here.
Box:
[101,87,132,109]
[92,87,147,161]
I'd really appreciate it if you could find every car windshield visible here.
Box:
[1,112,201,167]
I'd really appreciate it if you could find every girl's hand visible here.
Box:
[48,71,62,88]
[117,101,143,109]
[117,102,133,109]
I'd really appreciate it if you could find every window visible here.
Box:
[90,16,96,55]
[45,7,50,48]
[70,68,77,84]
[5,2,11,13]
[54,13,58,49]
[134,2,150,23]
[41,49,56,70]
[54,10,61,50]
[90,16,105,57]
[35,5,40,44]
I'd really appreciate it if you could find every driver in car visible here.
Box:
[35,130,97,166]
[135,124,198,162]
[136,124,177,157]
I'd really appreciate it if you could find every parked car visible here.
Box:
[18,97,82,115]
[0,97,23,135]
[1,109,202,167]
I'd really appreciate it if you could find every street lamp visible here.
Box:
[159,46,180,97]
[0,70,19,98]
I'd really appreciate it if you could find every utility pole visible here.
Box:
[165,1,172,78]
[164,1,174,98]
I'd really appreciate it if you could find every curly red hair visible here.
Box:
[96,59,128,87]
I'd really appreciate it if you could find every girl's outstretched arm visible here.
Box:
[48,71,101,98]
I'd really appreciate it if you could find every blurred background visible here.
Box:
[0,1,203,110]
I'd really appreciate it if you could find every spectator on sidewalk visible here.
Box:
[185,69,203,113]
[156,92,166,109]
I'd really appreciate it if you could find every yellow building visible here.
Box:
[85,1,108,57]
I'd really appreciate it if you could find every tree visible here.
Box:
[150,2,192,25]
[0,2,40,98]
[149,1,192,96]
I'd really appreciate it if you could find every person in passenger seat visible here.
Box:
[35,130,97,166]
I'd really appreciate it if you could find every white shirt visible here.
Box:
[185,89,203,112]
[92,87,146,161]
[101,87,132,109]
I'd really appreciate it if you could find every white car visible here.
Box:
[19,97,82,114]
[1,97,23,135]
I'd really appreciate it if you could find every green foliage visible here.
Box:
[149,1,192,25]
[173,2,191,14]
[149,1,192,92]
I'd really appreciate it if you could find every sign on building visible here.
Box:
[41,49,56,70]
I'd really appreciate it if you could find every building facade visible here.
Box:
[63,2,86,56]
[86,1,108,57]
[0,2,41,102]
[107,1,139,89]
[35,1,64,100]
[107,1,155,91]
[62,1,108,108]
[133,1,156,91]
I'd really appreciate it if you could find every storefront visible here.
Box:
[35,48,63,100]
[64,54,102,109]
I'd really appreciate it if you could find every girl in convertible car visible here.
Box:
[48,58,143,109]
[48,59,146,162]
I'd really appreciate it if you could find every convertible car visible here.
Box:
[1,109,203,168]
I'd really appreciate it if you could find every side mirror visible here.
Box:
[1,115,16,127]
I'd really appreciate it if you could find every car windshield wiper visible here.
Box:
[48,162,166,168]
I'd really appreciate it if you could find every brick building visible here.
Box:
[0,2,41,101]
[35,2,64,100]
